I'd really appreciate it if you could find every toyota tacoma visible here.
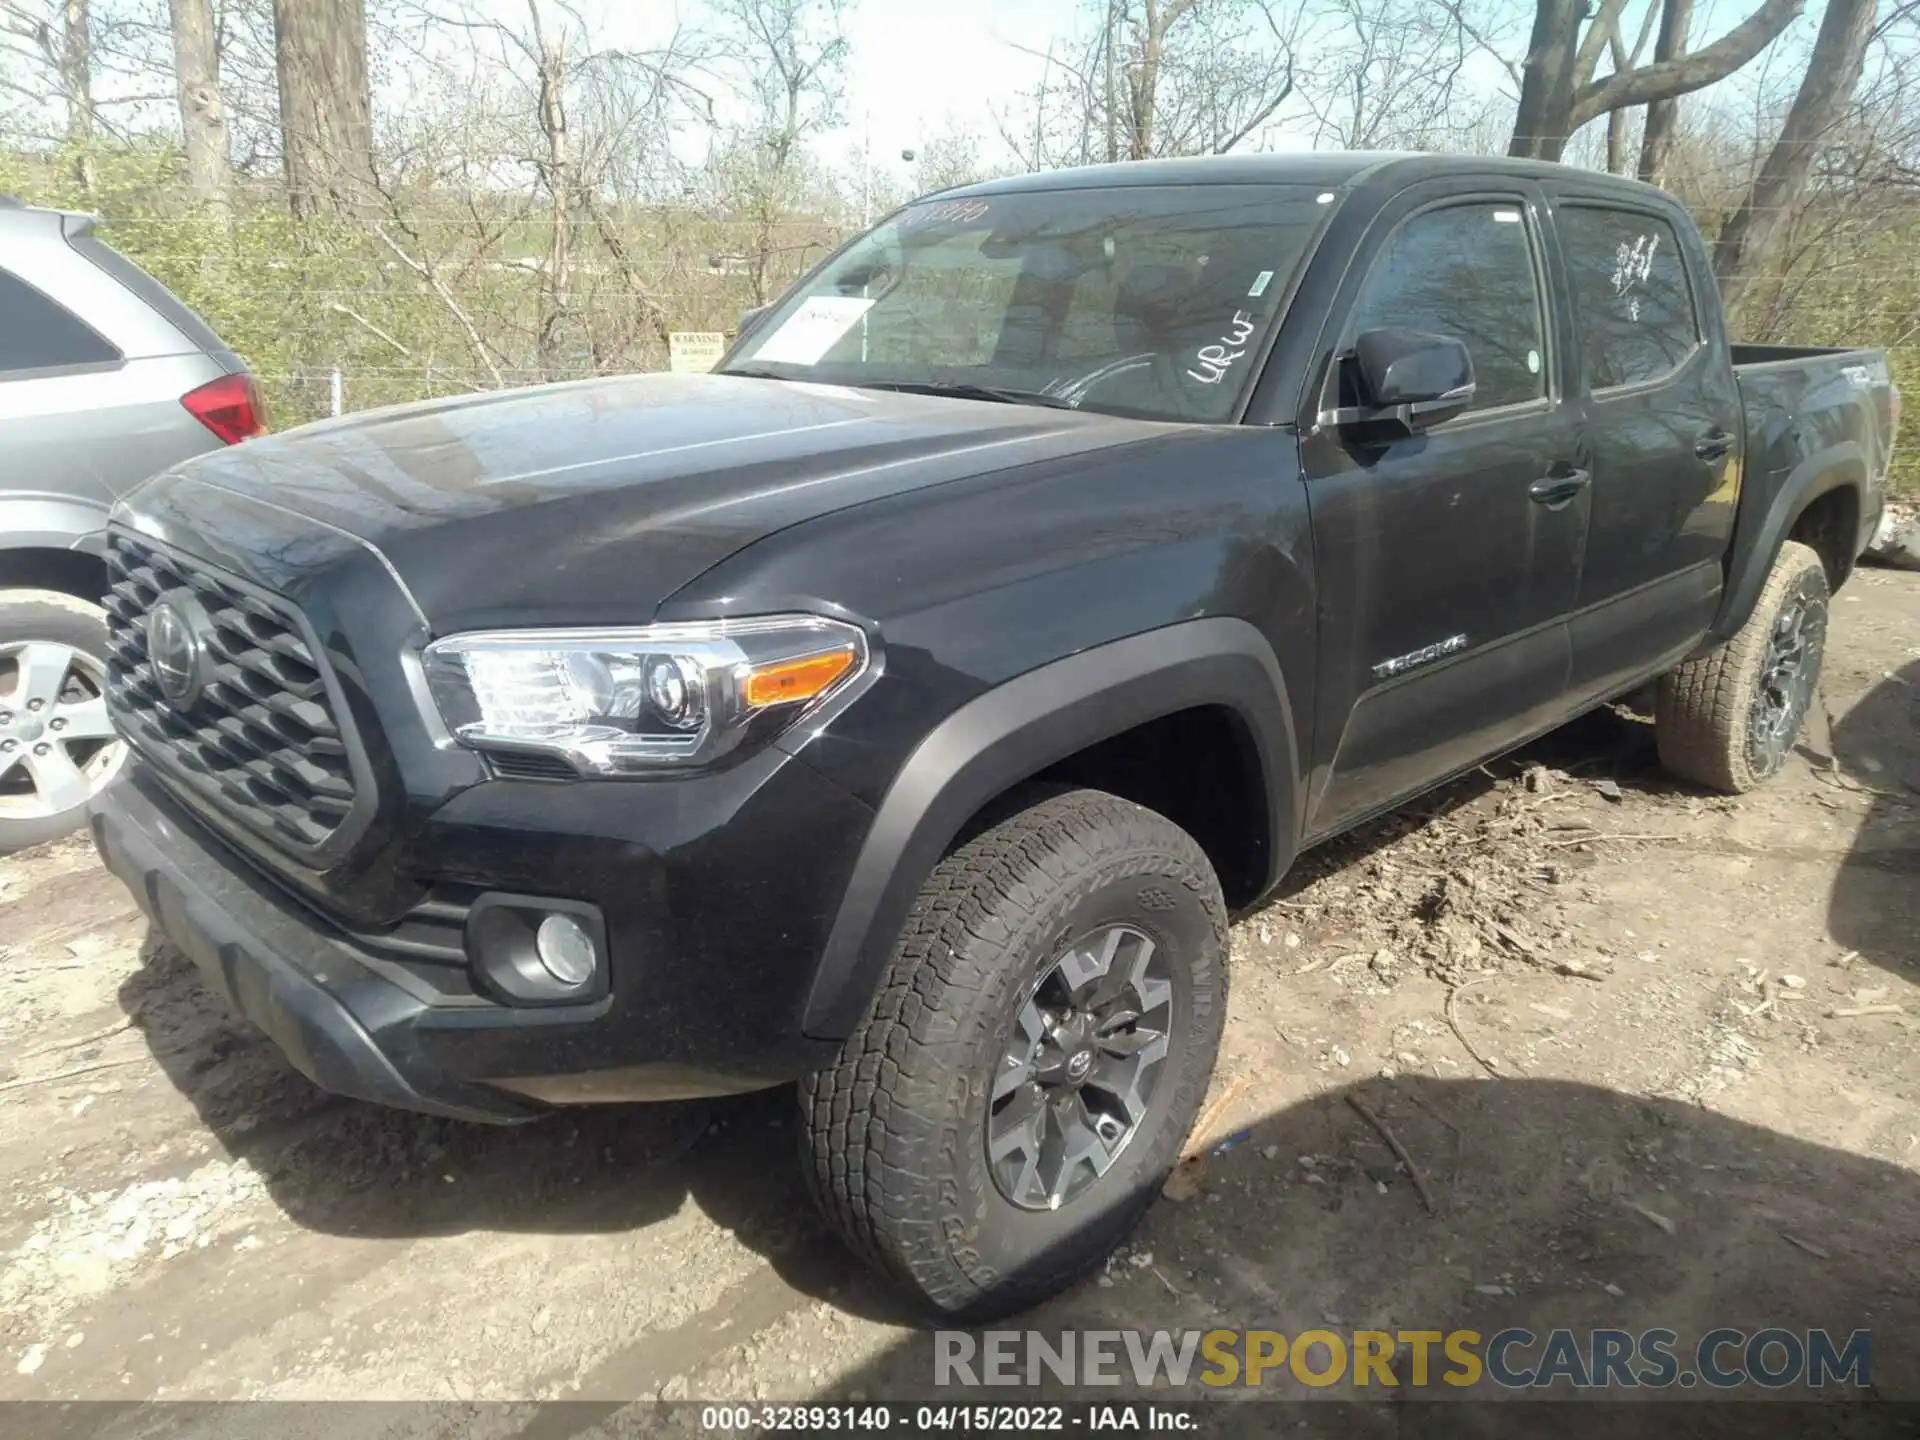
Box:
[89,153,1898,1320]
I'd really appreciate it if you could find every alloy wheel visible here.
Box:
[1746,587,1826,776]
[986,924,1175,1212]
[0,641,124,821]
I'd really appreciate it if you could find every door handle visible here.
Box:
[1695,430,1734,462]
[1528,469,1591,508]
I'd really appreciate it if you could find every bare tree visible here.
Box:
[274,0,376,217]
[1714,0,1880,308]
[1298,0,1480,151]
[60,0,89,161]
[1637,0,1693,182]
[997,0,1301,170]
[710,0,848,303]
[169,0,230,209]
[1508,0,1804,161]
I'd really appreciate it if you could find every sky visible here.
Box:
[592,0,1314,185]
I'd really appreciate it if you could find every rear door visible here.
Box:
[1549,199,1740,702]
[1298,183,1589,837]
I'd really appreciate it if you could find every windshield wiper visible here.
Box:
[857,380,1082,411]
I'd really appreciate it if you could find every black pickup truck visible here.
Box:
[89,152,1897,1320]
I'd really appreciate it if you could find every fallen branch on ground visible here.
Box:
[1445,979,1508,1078]
[19,1017,132,1060]
[1346,1092,1438,1215]
[0,1056,145,1093]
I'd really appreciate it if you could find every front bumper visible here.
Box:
[91,755,865,1122]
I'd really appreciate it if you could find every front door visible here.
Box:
[1299,188,1588,838]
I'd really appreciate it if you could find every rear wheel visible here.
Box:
[799,788,1228,1321]
[0,590,125,854]
[1656,540,1829,794]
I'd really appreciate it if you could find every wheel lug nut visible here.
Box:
[1,740,13,751]
[49,718,65,730]
[27,699,43,712]
[33,743,50,755]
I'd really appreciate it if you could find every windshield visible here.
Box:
[722,184,1331,423]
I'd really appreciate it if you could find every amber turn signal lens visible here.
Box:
[743,648,857,708]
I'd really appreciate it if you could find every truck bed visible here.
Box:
[1729,343,1896,598]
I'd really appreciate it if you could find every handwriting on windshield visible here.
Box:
[1186,310,1257,384]
[895,198,991,234]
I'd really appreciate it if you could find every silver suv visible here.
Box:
[1,196,264,852]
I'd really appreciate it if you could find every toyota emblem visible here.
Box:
[147,600,207,706]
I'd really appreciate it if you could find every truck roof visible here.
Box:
[942,150,1677,204]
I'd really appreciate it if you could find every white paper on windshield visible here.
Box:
[751,296,876,365]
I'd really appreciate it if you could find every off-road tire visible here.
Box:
[799,788,1228,1321]
[0,589,120,854]
[1656,540,1830,794]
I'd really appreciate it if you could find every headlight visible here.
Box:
[421,616,871,775]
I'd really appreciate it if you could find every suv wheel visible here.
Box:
[0,589,125,854]
[800,788,1227,1320]
[1655,540,1830,794]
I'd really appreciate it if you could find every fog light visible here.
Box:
[535,913,597,987]
[465,893,607,1006]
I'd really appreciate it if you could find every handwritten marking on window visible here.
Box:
[1186,310,1257,384]
[1611,233,1659,322]
[894,199,991,234]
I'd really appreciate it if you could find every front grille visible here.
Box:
[104,530,366,856]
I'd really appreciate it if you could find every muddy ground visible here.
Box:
[2,569,1916,1431]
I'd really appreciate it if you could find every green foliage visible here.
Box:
[1,141,849,429]
[3,139,1911,497]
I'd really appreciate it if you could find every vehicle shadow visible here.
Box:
[792,1075,1919,1420]
[1826,659,1920,983]
[113,933,912,1323]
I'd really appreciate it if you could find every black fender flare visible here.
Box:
[802,617,1301,1039]
[1709,443,1867,646]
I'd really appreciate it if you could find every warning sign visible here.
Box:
[668,331,728,374]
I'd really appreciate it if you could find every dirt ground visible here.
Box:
[2,568,1916,1430]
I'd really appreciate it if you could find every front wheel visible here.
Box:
[0,589,126,854]
[800,788,1228,1321]
[1656,540,1830,793]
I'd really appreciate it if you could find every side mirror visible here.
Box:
[737,304,773,341]
[1325,328,1476,435]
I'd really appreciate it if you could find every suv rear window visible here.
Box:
[0,267,121,374]
[68,234,237,362]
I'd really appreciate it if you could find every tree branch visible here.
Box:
[1570,0,1805,125]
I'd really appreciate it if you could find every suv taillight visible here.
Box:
[182,372,268,445]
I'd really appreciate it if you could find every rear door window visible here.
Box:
[0,267,122,375]
[1558,205,1699,391]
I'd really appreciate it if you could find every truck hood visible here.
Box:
[123,372,1171,631]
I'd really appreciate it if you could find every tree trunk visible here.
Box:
[61,0,94,190]
[534,28,573,381]
[1509,0,1584,159]
[1713,0,1878,313]
[1637,0,1693,185]
[169,0,231,213]
[273,0,376,219]
[1510,0,1801,160]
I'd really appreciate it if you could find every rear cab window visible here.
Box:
[1556,205,1700,392]
[0,266,122,376]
